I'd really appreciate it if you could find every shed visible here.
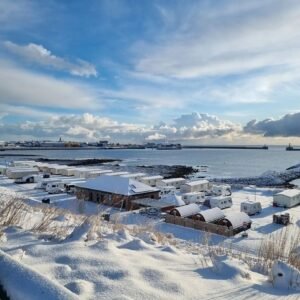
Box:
[273,189,300,208]
[218,212,251,232]
[180,180,210,193]
[195,207,225,223]
[158,178,186,189]
[169,203,201,218]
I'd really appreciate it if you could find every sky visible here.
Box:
[1,0,300,144]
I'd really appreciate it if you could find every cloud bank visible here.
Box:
[244,113,300,137]
[4,41,97,77]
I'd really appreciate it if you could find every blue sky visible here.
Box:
[1,0,300,143]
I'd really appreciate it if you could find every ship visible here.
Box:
[157,143,182,150]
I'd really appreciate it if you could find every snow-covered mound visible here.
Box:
[0,249,79,300]
[271,260,300,291]
[213,163,300,187]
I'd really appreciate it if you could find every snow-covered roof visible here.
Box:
[141,175,163,180]
[241,200,261,205]
[184,180,209,186]
[121,173,146,178]
[75,175,159,196]
[181,192,203,196]
[276,189,300,198]
[161,193,185,207]
[106,172,129,176]
[224,212,251,229]
[87,169,112,174]
[198,207,225,222]
[160,178,186,183]
[171,203,200,217]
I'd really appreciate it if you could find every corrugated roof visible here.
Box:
[199,207,225,222]
[75,175,159,196]
[224,212,251,229]
[171,203,200,217]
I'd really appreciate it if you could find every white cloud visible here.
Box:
[0,112,241,142]
[145,133,166,141]
[4,41,97,77]
[244,112,300,137]
[136,1,300,79]
[0,61,99,110]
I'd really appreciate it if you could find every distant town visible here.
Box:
[0,138,182,150]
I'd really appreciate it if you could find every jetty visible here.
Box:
[183,145,269,150]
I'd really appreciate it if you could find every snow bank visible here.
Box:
[271,260,300,291]
[0,250,79,300]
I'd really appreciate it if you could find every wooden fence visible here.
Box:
[165,214,234,237]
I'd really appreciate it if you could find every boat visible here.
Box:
[157,143,182,150]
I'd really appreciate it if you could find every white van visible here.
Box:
[206,196,232,209]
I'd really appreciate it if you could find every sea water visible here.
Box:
[1,146,300,178]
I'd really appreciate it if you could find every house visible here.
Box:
[195,207,225,223]
[169,203,201,218]
[75,175,160,210]
[140,175,163,187]
[180,180,210,193]
[273,189,300,208]
[158,178,186,189]
[218,212,251,233]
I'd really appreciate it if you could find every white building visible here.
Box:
[180,179,210,193]
[273,189,300,208]
[158,178,186,189]
[140,175,163,187]
[106,171,130,177]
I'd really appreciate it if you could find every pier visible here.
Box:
[182,145,269,150]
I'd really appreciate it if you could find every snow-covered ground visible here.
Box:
[0,175,300,299]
